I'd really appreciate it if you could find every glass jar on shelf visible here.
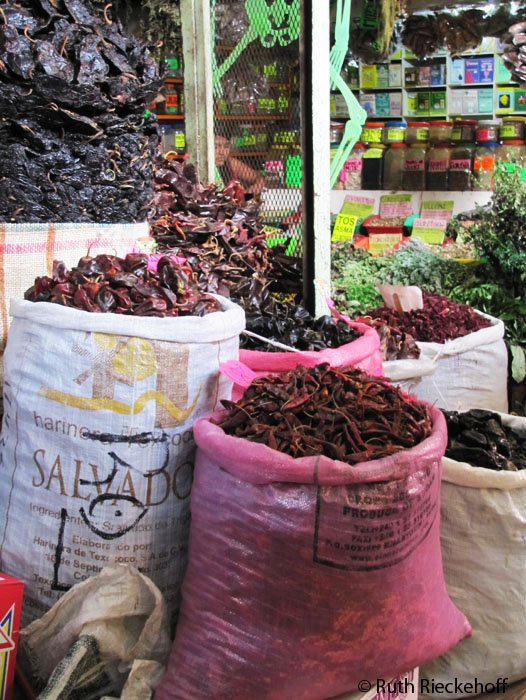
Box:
[383,143,406,190]
[499,118,525,142]
[473,142,499,190]
[403,142,427,191]
[382,121,406,145]
[496,140,526,176]
[451,119,476,144]
[449,144,475,191]
[406,121,429,145]
[428,121,453,144]
[361,143,385,190]
[426,142,451,191]
[339,142,366,190]
[361,121,385,145]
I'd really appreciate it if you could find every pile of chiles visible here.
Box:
[24,253,221,317]
[219,364,433,462]
[360,292,492,343]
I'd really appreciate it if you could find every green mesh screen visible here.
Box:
[212,0,303,254]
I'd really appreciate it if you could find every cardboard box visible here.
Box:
[515,89,526,112]
[359,93,376,117]
[404,67,417,86]
[496,87,516,113]
[430,90,446,114]
[417,91,430,115]
[462,89,479,115]
[360,65,377,89]
[431,63,445,85]
[376,64,389,88]
[0,573,23,700]
[388,64,402,87]
[406,92,418,115]
[479,57,494,83]
[464,58,480,84]
[496,55,512,84]
[336,668,419,700]
[375,92,390,117]
[449,89,463,115]
[418,66,431,86]
[389,92,402,116]
[478,88,494,113]
[449,58,465,85]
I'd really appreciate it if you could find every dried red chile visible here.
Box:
[151,158,303,307]
[0,0,161,223]
[219,363,433,463]
[443,409,526,471]
[240,299,362,352]
[356,317,421,361]
[361,292,492,343]
[24,254,221,317]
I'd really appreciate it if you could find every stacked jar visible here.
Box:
[403,122,429,190]
[361,121,385,190]
[426,121,453,191]
[449,119,476,191]
[339,143,366,190]
[497,118,526,177]
[382,121,406,190]
[473,121,499,190]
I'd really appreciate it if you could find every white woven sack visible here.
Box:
[0,222,150,354]
[421,413,526,697]
[0,297,244,627]
[412,312,508,412]
[382,356,436,395]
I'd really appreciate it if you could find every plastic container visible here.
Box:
[500,118,525,142]
[383,143,406,190]
[451,119,477,144]
[330,122,345,145]
[496,141,526,174]
[403,142,427,190]
[475,121,499,143]
[361,121,385,145]
[426,142,451,191]
[382,121,406,145]
[361,144,385,189]
[428,121,453,144]
[449,144,474,191]
[406,121,430,145]
[339,143,366,190]
[473,141,499,190]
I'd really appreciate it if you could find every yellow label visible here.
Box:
[416,129,429,141]
[369,233,402,256]
[362,128,383,143]
[175,133,186,148]
[332,214,358,242]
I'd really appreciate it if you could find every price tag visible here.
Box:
[340,195,375,220]
[369,233,402,256]
[412,218,447,245]
[332,214,359,241]
[379,194,413,218]
[421,200,454,221]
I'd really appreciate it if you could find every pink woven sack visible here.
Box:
[240,319,383,377]
[156,404,471,700]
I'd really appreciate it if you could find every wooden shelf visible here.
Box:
[157,114,185,121]
[215,114,289,121]
[164,77,183,85]
[360,86,403,91]
[449,82,493,88]
[404,84,446,89]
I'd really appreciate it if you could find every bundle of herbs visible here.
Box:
[219,363,433,462]
[0,0,161,223]
[443,409,526,471]
[25,253,221,316]
[360,292,492,344]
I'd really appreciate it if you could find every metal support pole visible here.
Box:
[181,0,214,182]
[300,0,331,317]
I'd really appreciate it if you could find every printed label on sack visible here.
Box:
[313,465,438,570]
[0,327,236,625]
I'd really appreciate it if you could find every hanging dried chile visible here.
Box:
[0,0,161,223]
[219,364,433,463]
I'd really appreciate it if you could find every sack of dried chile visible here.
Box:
[156,364,471,700]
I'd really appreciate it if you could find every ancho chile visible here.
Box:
[219,363,432,463]
[0,0,161,223]
[24,253,221,317]
[443,409,526,471]
[360,292,492,343]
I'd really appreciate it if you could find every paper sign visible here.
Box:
[340,195,375,220]
[380,194,413,219]
[332,214,359,242]
[412,218,447,245]
[369,233,402,256]
[421,200,454,221]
